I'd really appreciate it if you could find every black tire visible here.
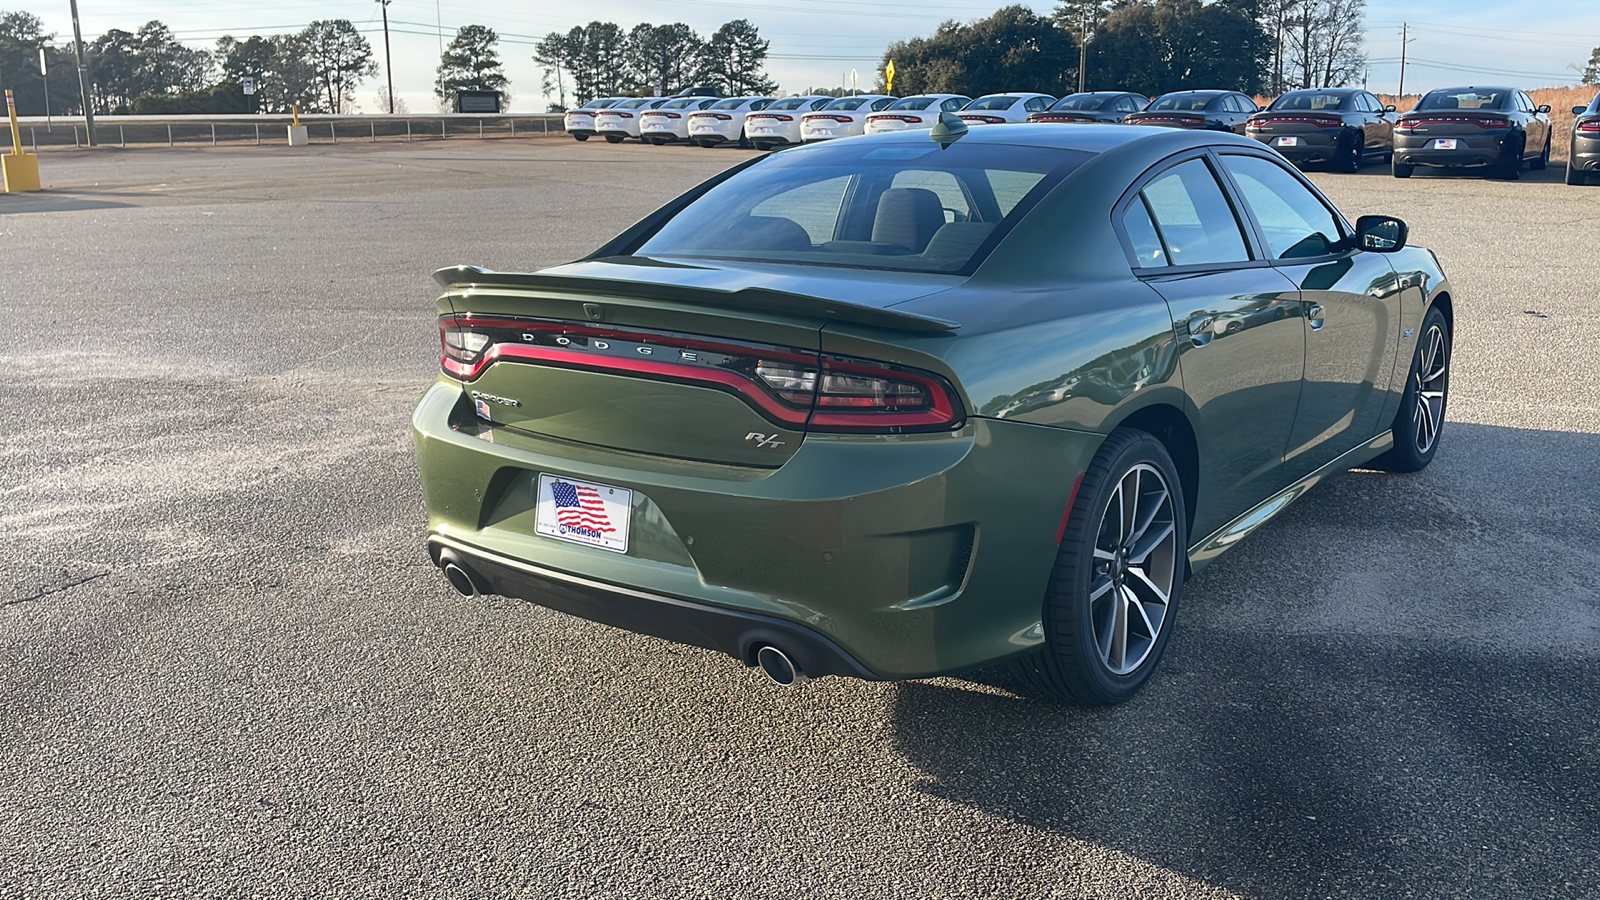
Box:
[1567,158,1586,185]
[604,134,623,144]
[572,133,589,142]
[738,134,753,150]
[1497,137,1524,180]
[1393,160,1414,178]
[1008,429,1189,706]
[1531,135,1551,170]
[1371,305,1451,473]
[695,139,714,148]
[648,137,665,146]
[752,141,771,152]
[1338,131,1363,173]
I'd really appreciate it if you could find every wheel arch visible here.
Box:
[1104,401,1199,537]
[1430,290,1454,335]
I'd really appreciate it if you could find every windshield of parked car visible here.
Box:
[824,97,871,111]
[887,97,938,111]
[1271,92,1350,111]
[1417,89,1509,110]
[1149,94,1216,111]
[710,98,751,110]
[633,141,1086,275]
[966,96,1022,110]
[1051,93,1114,110]
[767,96,814,110]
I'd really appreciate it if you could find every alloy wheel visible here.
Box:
[1090,464,1179,675]
[1413,322,1448,454]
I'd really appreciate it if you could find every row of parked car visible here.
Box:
[564,86,1600,185]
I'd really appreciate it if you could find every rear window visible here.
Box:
[613,98,652,110]
[633,141,1085,274]
[710,98,749,110]
[967,96,1021,110]
[767,96,813,111]
[578,98,616,110]
[1271,92,1350,111]
[1417,89,1509,110]
[1052,93,1114,110]
[888,97,937,111]
[659,97,699,110]
[1149,94,1215,112]
[824,97,870,111]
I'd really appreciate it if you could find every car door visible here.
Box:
[1214,151,1404,478]
[1115,153,1306,540]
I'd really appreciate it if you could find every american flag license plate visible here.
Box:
[536,473,633,553]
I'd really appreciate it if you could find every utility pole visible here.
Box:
[1077,5,1088,94]
[1398,22,1415,100]
[38,46,52,131]
[68,0,95,146]
[377,0,395,114]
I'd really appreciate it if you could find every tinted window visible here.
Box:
[766,96,813,111]
[871,98,895,111]
[1117,96,1143,112]
[941,97,969,111]
[1138,159,1251,266]
[1417,89,1509,110]
[634,142,1082,274]
[659,97,699,109]
[1122,198,1168,267]
[751,98,772,111]
[1025,96,1051,111]
[810,98,831,110]
[1052,93,1112,111]
[1150,94,1213,112]
[613,98,651,109]
[1272,92,1350,111]
[1222,155,1344,259]
[709,98,748,110]
[967,96,1021,110]
[888,97,937,111]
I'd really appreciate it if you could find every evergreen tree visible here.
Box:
[300,19,376,112]
[0,11,80,116]
[699,19,776,96]
[435,25,510,105]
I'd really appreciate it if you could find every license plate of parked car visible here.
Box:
[1276,136,1298,146]
[1433,138,1458,149]
[535,474,633,554]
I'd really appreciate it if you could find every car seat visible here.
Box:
[871,187,945,253]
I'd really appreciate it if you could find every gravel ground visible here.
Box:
[1,139,1595,899]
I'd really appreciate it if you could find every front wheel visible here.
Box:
[1009,429,1188,705]
[1371,305,1451,472]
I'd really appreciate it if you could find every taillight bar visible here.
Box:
[958,115,1007,124]
[438,317,965,433]
[1397,116,1510,129]
[805,114,854,123]
[748,113,794,122]
[690,113,733,120]
[1576,118,1600,133]
[1032,114,1092,123]
[870,115,924,122]
[1130,115,1203,128]
[1247,115,1341,129]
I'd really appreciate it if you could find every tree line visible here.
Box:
[0,10,510,116]
[533,19,777,110]
[884,0,1370,98]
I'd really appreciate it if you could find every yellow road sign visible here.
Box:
[886,60,896,94]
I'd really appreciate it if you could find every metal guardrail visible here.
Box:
[2,113,568,150]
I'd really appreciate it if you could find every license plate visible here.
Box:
[812,129,834,137]
[535,474,632,554]
[1275,136,1299,146]
[752,126,775,134]
[1433,138,1457,150]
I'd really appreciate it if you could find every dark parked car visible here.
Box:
[1028,91,1150,124]
[1392,85,1552,179]
[415,125,1453,705]
[1246,88,1396,172]
[1567,92,1600,185]
[1124,90,1260,134]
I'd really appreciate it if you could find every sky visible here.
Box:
[26,0,1600,113]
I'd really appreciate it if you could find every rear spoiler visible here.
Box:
[432,265,960,334]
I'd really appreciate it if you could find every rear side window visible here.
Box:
[1136,159,1251,267]
[1122,198,1169,267]
[1221,155,1344,259]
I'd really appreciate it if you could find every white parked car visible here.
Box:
[798,95,897,141]
[594,97,671,143]
[688,96,775,148]
[863,94,972,135]
[744,96,837,150]
[957,93,1056,125]
[639,97,721,144]
[563,97,626,142]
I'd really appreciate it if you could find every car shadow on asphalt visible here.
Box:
[0,191,136,214]
[891,422,1600,898]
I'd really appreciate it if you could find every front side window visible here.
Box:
[1221,155,1345,260]
[1136,159,1251,267]
[633,142,1082,274]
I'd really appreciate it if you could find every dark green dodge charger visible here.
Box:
[413,122,1454,704]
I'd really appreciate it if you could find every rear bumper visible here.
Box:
[1572,137,1600,171]
[429,535,881,679]
[1252,132,1342,161]
[1394,134,1509,168]
[412,380,1101,679]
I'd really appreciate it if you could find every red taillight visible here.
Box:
[1035,114,1091,123]
[806,114,853,123]
[1249,115,1340,129]
[871,115,922,123]
[616,112,633,118]
[959,115,1006,124]
[750,114,794,122]
[1131,115,1202,128]
[1579,119,1600,133]
[690,112,732,121]
[439,317,964,433]
[1400,116,1510,129]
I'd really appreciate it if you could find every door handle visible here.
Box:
[1307,304,1326,331]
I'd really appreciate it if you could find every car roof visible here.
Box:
[1279,87,1359,95]
[1154,89,1230,98]
[1427,85,1516,94]
[833,120,1260,156]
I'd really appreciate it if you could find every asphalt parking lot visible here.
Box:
[2,137,1596,899]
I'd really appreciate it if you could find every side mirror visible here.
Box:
[1354,215,1408,253]
[1574,106,1588,115]
[1537,104,1552,114]
[1384,104,1397,112]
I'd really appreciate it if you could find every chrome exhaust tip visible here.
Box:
[755,645,807,687]
[441,562,480,599]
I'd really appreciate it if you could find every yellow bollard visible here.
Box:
[286,103,309,147]
[3,89,43,192]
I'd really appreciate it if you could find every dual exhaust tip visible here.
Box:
[435,553,808,688]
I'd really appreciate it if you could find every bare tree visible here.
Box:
[1285,0,1366,89]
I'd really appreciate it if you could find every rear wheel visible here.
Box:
[604,134,623,144]
[572,133,589,142]
[1338,131,1363,173]
[695,139,714,148]
[1393,160,1413,178]
[1497,137,1524,180]
[1371,306,1451,472]
[752,141,771,152]
[1531,135,1551,170]
[1567,156,1587,185]
[648,137,665,146]
[1008,429,1187,706]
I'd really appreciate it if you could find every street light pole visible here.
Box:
[377,0,395,114]
[39,46,52,131]
[68,0,95,146]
